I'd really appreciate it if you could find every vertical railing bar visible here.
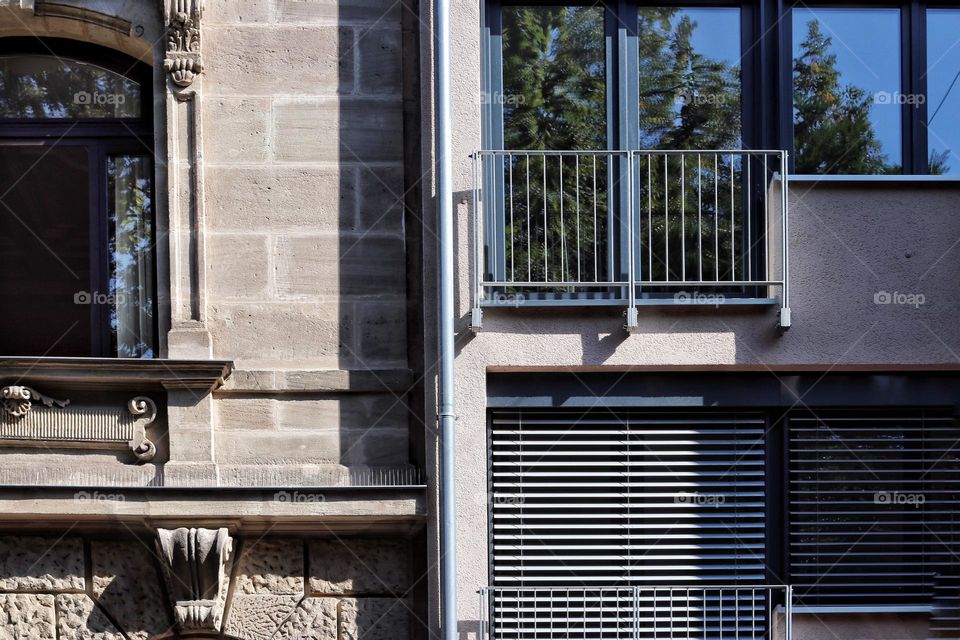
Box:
[746,155,751,282]
[560,155,567,284]
[729,153,735,281]
[669,587,674,640]
[751,589,756,640]
[480,588,485,640]
[664,153,669,281]
[681,154,686,283]
[543,155,548,282]
[786,585,793,640]
[576,154,581,283]
[763,154,768,286]
[697,153,702,283]
[719,588,723,640]
[626,152,636,317]
[647,154,652,281]
[593,155,598,282]
[509,153,515,282]
[714,154,719,281]
[526,156,531,281]
[472,153,481,307]
[736,588,739,640]
[703,590,707,640]
[782,151,791,322]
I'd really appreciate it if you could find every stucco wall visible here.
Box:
[422,0,960,633]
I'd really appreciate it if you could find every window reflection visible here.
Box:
[501,6,606,150]
[792,8,901,174]
[0,55,141,119]
[926,9,960,175]
[638,7,742,150]
[108,155,155,358]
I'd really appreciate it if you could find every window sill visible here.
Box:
[0,356,233,392]
[793,605,932,614]
[788,174,960,183]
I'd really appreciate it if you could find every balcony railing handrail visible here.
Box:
[470,148,791,332]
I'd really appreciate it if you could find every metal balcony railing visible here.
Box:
[479,585,793,640]
[470,150,790,331]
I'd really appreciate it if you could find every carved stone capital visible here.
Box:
[156,527,233,631]
[0,385,68,418]
[164,0,203,88]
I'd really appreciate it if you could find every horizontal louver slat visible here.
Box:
[788,410,960,608]
[490,410,768,638]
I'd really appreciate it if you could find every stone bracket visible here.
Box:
[156,527,233,631]
[0,388,158,462]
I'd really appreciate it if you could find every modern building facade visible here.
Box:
[0,0,426,638]
[425,1,960,639]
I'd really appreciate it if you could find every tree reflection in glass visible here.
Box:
[792,9,901,174]
[0,55,140,119]
[638,7,742,150]
[108,155,155,358]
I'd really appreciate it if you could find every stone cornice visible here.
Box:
[0,357,233,392]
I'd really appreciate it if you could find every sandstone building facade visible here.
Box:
[0,0,427,638]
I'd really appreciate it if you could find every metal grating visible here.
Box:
[788,411,960,608]
[489,410,772,638]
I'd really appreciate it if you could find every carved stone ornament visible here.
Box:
[1,385,69,418]
[164,0,203,88]
[156,528,234,631]
[0,392,157,462]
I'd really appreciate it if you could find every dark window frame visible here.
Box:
[0,38,157,358]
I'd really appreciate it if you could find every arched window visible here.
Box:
[0,38,156,358]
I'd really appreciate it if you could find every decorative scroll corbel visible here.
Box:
[1,385,69,418]
[156,527,233,631]
[164,0,203,88]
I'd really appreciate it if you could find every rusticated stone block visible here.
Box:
[0,594,56,639]
[274,598,337,639]
[0,536,84,592]
[273,99,403,163]
[90,541,169,640]
[55,594,125,640]
[235,538,304,595]
[224,595,299,640]
[308,538,409,595]
[340,598,409,640]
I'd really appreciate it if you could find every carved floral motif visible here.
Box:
[164,0,203,87]
[0,386,68,418]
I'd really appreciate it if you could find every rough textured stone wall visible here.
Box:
[0,534,413,639]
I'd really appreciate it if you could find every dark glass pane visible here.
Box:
[926,9,960,175]
[638,7,742,149]
[792,8,901,174]
[0,145,92,355]
[0,54,141,119]
[108,155,155,358]
[501,6,606,150]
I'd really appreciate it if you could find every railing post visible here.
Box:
[778,150,791,332]
[625,151,638,332]
[480,588,488,640]
[471,151,483,330]
[785,585,793,640]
